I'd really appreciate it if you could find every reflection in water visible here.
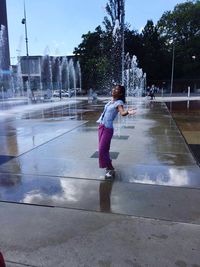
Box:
[0,174,116,211]
[23,178,82,205]
[130,168,189,186]
[166,100,200,112]
[0,173,21,186]
[168,169,189,186]
[166,100,200,165]
[187,100,190,110]
[99,180,113,212]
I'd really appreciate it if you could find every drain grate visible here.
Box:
[0,155,16,165]
[123,126,135,129]
[113,135,129,140]
[91,151,119,159]
[189,144,200,165]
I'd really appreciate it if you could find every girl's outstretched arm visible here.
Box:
[117,105,137,116]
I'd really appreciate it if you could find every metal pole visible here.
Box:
[187,86,190,98]
[121,0,125,85]
[170,43,175,96]
[22,0,31,99]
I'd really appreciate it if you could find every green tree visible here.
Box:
[74,0,200,93]
[74,26,112,92]
[124,29,142,59]
[103,0,124,31]
[157,1,200,79]
[103,0,125,84]
[140,20,170,80]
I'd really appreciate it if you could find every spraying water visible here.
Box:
[0,25,11,99]
[124,53,146,98]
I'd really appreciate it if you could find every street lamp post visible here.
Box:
[21,0,31,100]
[192,55,197,92]
[170,42,175,96]
[121,0,125,85]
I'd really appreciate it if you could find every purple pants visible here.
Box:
[98,124,114,169]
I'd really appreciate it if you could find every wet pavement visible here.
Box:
[166,100,200,165]
[0,97,200,266]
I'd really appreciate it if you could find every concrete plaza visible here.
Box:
[0,96,200,267]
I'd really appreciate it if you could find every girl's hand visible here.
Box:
[127,108,137,115]
[118,105,137,116]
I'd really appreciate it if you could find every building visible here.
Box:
[0,0,10,71]
[12,55,81,97]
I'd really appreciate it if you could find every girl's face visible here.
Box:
[112,87,122,99]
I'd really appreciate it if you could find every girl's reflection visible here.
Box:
[99,180,113,212]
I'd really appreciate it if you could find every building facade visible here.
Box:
[0,0,10,71]
[11,55,81,97]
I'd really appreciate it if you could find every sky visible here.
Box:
[6,0,186,64]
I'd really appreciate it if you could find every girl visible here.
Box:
[97,85,136,178]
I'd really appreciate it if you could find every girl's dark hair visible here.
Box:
[114,84,126,103]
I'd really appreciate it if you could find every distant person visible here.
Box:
[155,86,159,93]
[92,91,97,102]
[97,84,136,179]
[149,85,156,100]
[47,88,51,99]
[146,86,150,97]
[88,88,93,102]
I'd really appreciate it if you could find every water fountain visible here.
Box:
[41,54,53,93]
[0,24,11,100]
[16,57,24,96]
[60,56,69,93]
[12,54,81,102]
[75,61,82,93]
[106,0,146,136]
[1,22,81,104]
[124,53,146,98]
[111,1,125,85]
[108,0,145,96]
[44,55,81,97]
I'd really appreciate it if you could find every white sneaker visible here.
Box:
[105,170,115,179]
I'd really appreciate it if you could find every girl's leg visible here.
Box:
[98,125,114,169]
[0,252,5,267]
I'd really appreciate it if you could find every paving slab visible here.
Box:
[0,97,200,266]
[1,173,200,224]
[1,202,200,267]
[0,119,87,156]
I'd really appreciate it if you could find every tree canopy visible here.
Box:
[157,1,200,79]
[74,0,200,92]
